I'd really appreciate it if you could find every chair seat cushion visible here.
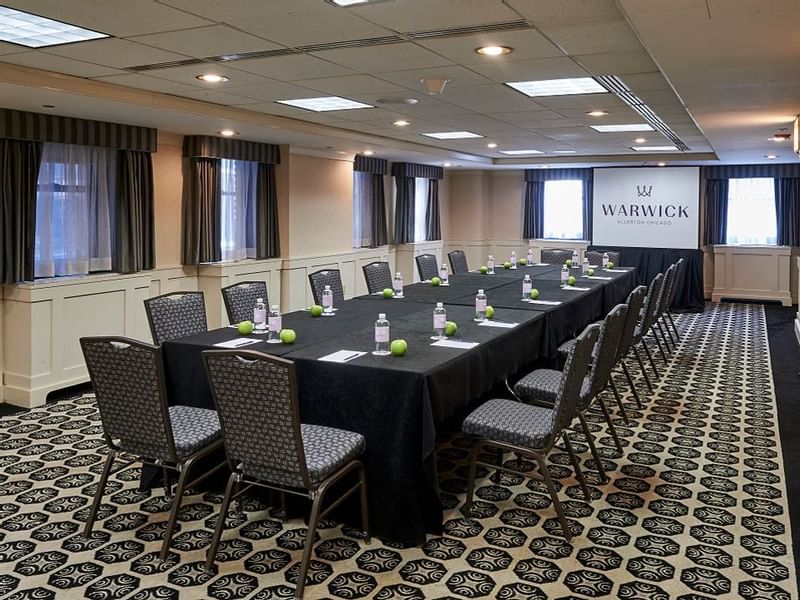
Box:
[169,405,221,458]
[301,424,365,484]
[514,370,591,406]
[463,399,555,449]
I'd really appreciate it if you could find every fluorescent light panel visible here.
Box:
[422,131,483,140]
[591,124,654,132]
[506,77,606,97]
[553,150,577,154]
[0,6,107,47]
[498,149,543,155]
[276,96,373,112]
[330,0,370,5]
[631,145,679,152]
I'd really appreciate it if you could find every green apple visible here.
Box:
[567,275,577,286]
[431,277,441,286]
[237,320,254,335]
[519,258,528,266]
[565,259,573,268]
[382,288,394,299]
[445,321,458,337]
[479,265,488,274]
[503,261,512,270]
[390,339,408,356]
[310,305,323,317]
[607,261,615,269]
[280,329,296,344]
[485,305,495,319]
[587,268,595,276]
[530,288,540,300]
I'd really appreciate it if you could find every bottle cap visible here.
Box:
[478,289,484,294]
[436,302,443,308]
[324,285,331,290]
[378,313,386,319]
[271,305,279,310]
[396,272,401,276]
[256,298,263,302]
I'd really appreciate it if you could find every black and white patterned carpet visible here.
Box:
[0,303,796,599]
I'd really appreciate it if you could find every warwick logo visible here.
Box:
[636,185,653,198]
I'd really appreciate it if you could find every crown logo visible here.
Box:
[636,185,653,197]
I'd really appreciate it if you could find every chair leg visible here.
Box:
[159,458,193,561]
[667,311,680,340]
[657,321,674,353]
[652,328,669,364]
[641,339,661,379]
[205,472,237,572]
[162,467,172,499]
[532,452,571,541]
[632,346,654,392]
[608,378,630,425]
[463,442,480,518]
[596,397,624,456]
[621,360,643,409]
[83,449,116,538]
[358,464,371,543]
[577,413,608,483]
[662,315,678,345]
[296,490,325,599]
[562,431,591,502]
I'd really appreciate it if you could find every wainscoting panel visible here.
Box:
[711,245,792,306]
[395,241,444,283]
[198,259,282,328]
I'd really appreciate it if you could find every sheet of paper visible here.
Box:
[478,320,518,329]
[534,263,550,266]
[529,299,562,305]
[585,275,613,280]
[562,286,591,291]
[431,339,479,350]
[604,268,629,273]
[319,349,367,363]
[213,337,262,348]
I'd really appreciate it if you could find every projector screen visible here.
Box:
[592,167,700,249]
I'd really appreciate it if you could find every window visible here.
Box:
[35,143,116,278]
[353,171,372,248]
[726,178,777,245]
[414,177,429,242]
[220,158,258,261]
[542,179,584,239]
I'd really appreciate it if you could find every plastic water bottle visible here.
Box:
[487,255,495,275]
[393,272,404,297]
[526,247,534,265]
[582,258,590,275]
[433,302,447,340]
[373,313,390,355]
[561,265,569,287]
[475,289,487,321]
[267,305,282,343]
[602,252,609,268]
[322,285,334,315]
[253,298,267,333]
[571,250,579,267]
[439,263,449,286]
[510,251,517,269]
[522,274,532,300]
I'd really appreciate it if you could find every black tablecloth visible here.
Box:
[589,246,704,311]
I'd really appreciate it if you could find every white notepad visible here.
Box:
[585,275,613,280]
[529,299,562,305]
[533,263,550,266]
[213,338,262,349]
[562,286,591,291]
[478,321,518,329]
[431,339,479,350]
[319,350,367,363]
[605,269,629,273]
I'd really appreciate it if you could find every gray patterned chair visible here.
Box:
[308,269,345,307]
[585,250,620,267]
[448,250,469,274]
[633,272,666,379]
[415,253,439,281]
[221,281,268,325]
[663,258,684,341]
[462,322,599,541]
[515,303,630,480]
[202,350,370,598]
[654,262,680,352]
[362,261,393,294]
[144,291,208,346]
[540,248,573,265]
[80,336,225,561]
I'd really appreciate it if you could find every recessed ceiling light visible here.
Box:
[375,97,418,105]
[487,142,498,149]
[764,154,778,159]
[197,74,229,83]
[276,96,373,112]
[634,137,647,144]
[218,129,238,137]
[506,77,607,97]
[498,149,544,155]
[443,162,452,167]
[41,104,56,109]
[329,0,370,5]
[657,162,667,167]
[476,45,513,56]
[591,124,654,133]
[363,150,374,156]
[393,120,410,127]
[421,131,483,140]
[553,150,577,154]
[586,110,609,117]
[0,6,108,48]
[631,145,678,152]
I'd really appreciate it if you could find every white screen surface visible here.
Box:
[592,167,700,249]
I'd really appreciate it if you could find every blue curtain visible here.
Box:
[522,180,543,239]
[775,177,800,246]
[703,177,728,245]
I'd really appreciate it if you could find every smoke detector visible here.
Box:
[420,77,450,95]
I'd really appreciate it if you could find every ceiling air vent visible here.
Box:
[407,20,531,39]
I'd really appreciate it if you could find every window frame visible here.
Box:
[541,179,585,240]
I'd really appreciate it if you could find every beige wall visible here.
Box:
[488,171,524,240]
[152,133,184,268]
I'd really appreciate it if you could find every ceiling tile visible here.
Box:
[636,89,687,106]
[92,73,200,95]
[313,43,453,74]
[707,0,799,18]
[573,50,658,76]
[42,39,190,70]
[349,0,521,31]
[179,89,264,107]
[0,41,24,55]
[299,75,408,96]
[230,54,355,81]
[146,63,272,88]
[1,51,124,78]
[467,56,588,84]
[541,19,645,55]
[505,0,624,27]
[222,81,323,102]
[444,84,545,112]
[376,65,493,92]
[128,25,282,59]
[619,72,673,92]
[532,93,625,110]
[416,29,563,64]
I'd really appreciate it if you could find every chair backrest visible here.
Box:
[308,269,345,306]
[81,336,176,462]
[552,323,601,434]
[448,250,469,274]
[362,261,393,294]
[667,258,684,307]
[639,272,665,333]
[144,291,208,346]
[617,285,647,357]
[203,350,311,490]
[585,250,620,266]
[586,303,629,399]
[415,254,439,281]
[221,281,268,324]
[540,249,572,265]
[655,263,676,318]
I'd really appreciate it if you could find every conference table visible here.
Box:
[160,264,637,543]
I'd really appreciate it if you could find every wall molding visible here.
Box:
[711,245,792,306]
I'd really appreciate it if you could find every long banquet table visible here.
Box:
[161,264,637,543]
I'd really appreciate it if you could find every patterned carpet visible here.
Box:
[0,303,796,599]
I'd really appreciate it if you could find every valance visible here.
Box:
[354,155,387,175]
[0,108,157,153]
[524,168,593,182]
[391,162,444,180]
[703,164,800,179]
[183,135,280,164]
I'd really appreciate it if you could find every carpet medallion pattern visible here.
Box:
[0,303,796,599]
